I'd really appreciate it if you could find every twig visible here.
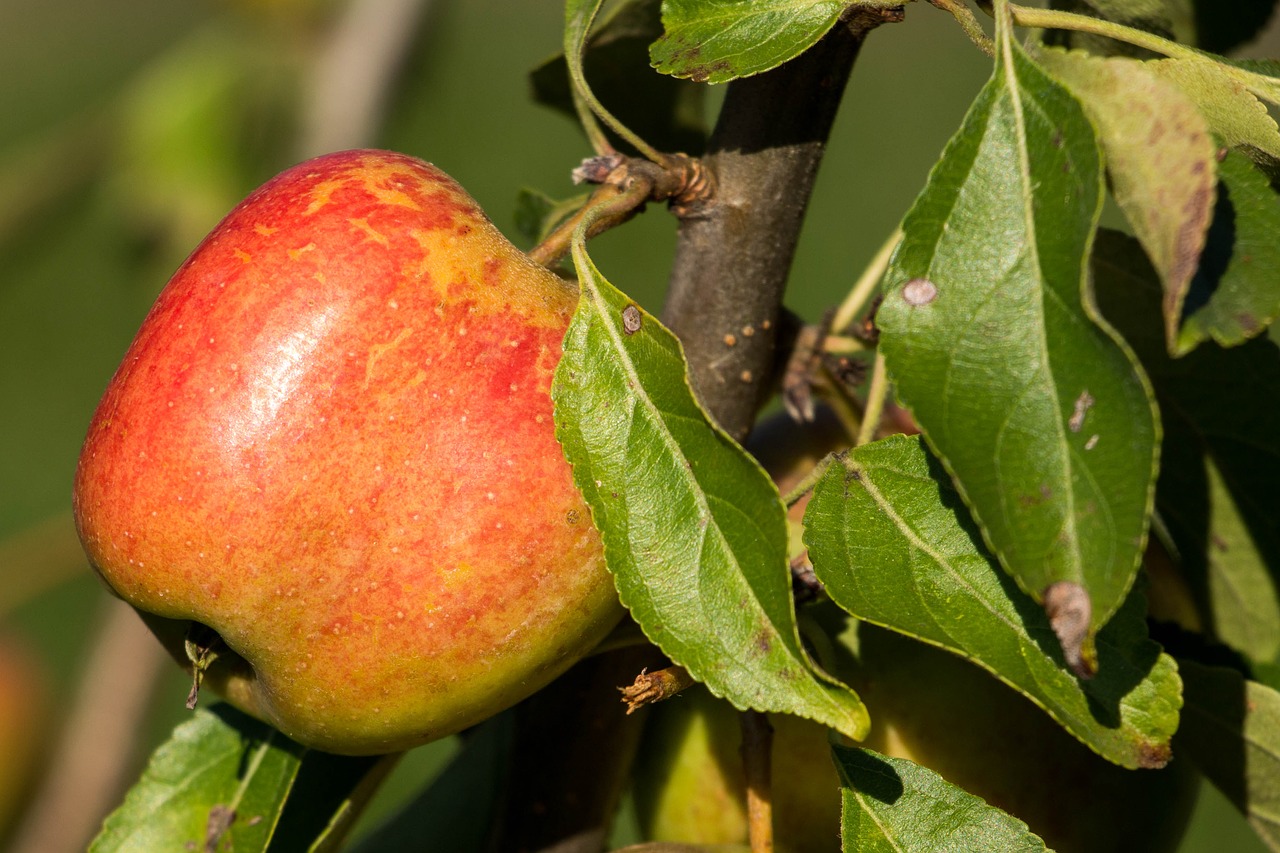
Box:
[780,311,834,423]
[495,646,663,853]
[928,0,995,55]
[9,596,168,853]
[528,154,708,268]
[856,350,889,446]
[740,711,775,853]
[298,0,435,157]
[831,228,900,335]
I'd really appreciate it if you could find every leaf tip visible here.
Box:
[1137,740,1172,770]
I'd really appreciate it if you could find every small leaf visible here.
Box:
[553,223,868,740]
[806,435,1183,769]
[349,715,511,853]
[1178,150,1280,352]
[650,0,898,84]
[530,0,707,155]
[1176,660,1280,848]
[876,21,1158,663]
[1033,47,1217,353]
[92,705,305,853]
[1093,229,1280,664]
[512,187,591,249]
[834,746,1048,852]
[564,0,663,161]
[1200,459,1280,664]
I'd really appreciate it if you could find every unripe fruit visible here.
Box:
[632,685,842,853]
[633,622,1199,853]
[853,624,1199,853]
[73,149,622,755]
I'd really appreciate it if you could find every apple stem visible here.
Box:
[781,453,839,509]
[856,350,890,447]
[740,710,776,853]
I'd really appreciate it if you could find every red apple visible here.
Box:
[73,149,622,755]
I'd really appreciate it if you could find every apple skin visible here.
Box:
[851,623,1199,853]
[73,149,622,755]
[632,685,842,853]
[633,621,1199,853]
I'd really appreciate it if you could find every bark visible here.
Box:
[660,11,896,439]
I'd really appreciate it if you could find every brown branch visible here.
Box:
[9,596,168,853]
[659,9,902,439]
[298,0,436,157]
[740,711,775,853]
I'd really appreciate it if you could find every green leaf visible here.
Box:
[1178,150,1280,352]
[1146,58,1280,178]
[552,223,868,740]
[1199,459,1280,663]
[1222,59,1280,114]
[1033,47,1217,353]
[650,0,898,85]
[530,0,706,155]
[512,187,591,249]
[834,746,1048,852]
[1176,660,1280,848]
[91,704,377,853]
[349,715,512,853]
[564,0,663,161]
[1093,229,1280,664]
[876,21,1158,667]
[806,434,1182,769]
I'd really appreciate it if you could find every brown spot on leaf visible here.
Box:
[1137,740,1172,769]
[1044,581,1094,679]
[622,304,642,335]
[1018,485,1053,508]
[205,804,236,853]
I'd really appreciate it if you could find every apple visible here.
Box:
[633,619,1199,852]
[850,623,1199,853]
[73,149,622,755]
[632,684,843,853]
[634,412,1196,852]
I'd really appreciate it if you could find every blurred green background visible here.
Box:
[0,0,1275,849]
